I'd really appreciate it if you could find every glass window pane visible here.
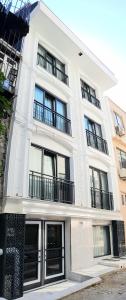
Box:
[90,168,93,188]
[84,117,88,130]
[100,172,108,191]
[43,153,54,177]
[35,86,44,104]
[90,87,96,97]
[45,93,53,109]
[56,100,66,116]
[29,146,41,173]
[38,44,45,57]
[56,59,65,72]
[93,170,100,190]
[57,156,66,179]
[93,226,111,257]
[95,123,102,137]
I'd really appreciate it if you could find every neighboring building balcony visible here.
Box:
[91,187,114,210]
[37,52,69,85]
[81,87,101,109]
[0,45,19,95]
[29,171,75,204]
[86,130,108,154]
[33,100,71,135]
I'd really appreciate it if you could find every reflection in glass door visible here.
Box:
[45,222,65,282]
[24,221,41,289]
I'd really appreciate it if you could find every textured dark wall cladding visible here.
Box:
[112,220,125,257]
[0,214,25,300]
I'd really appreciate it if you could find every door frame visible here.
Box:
[44,221,65,280]
[24,221,42,287]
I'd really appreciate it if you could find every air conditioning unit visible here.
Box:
[115,126,125,136]
[119,168,126,179]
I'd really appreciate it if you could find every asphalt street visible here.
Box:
[60,269,126,300]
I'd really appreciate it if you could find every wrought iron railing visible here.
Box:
[81,88,101,109]
[91,187,113,210]
[37,53,69,85]
[0,50,18,93]
[86,130,108,154]
[29,171,75,204]
[33,100,71,135]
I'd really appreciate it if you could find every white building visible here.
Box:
[0,1,124,298]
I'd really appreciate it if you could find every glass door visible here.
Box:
[24,221,41,289]
[44,222,65,282]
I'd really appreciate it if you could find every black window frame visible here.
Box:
[85,116,102,138]
[93,225,111,258]
[37,44,68,85]
[117,148,126,169]
[90,167,108,192]
[84,116,108,154]
[80,79,101,109]
[90,166,113,210]
[30,144,70,181]
[34,85,71,135]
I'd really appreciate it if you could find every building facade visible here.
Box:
[108,99,126,249]
[0,1,125,299]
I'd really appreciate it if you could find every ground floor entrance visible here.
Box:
[24,220,65,290]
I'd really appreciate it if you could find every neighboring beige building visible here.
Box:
[109,99,126,244]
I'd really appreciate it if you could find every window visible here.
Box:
[37,44,68,85]
[121,194,126,205]
[84,117,108,154]
[84,117,102,137]
[29,145,74,204]
[34,86,71,134]
[90,167,113,210]
[114,112,125,134]
[93,226,111,257]
[29,145,70,180]
[80,79,100,108]
[118,149,126,169]
[90,167,108,192]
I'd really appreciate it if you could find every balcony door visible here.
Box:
[90,167,108,209]
[29,145,70,202]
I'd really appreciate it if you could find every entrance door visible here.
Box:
[44,222,65,283]
[24,221,41,289]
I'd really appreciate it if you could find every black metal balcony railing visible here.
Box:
[86,130,108,154]
[33,100,71,135]
[81,88,101,109]
[37,53,69,85]
[91,187,113,210]
[29,171,75,204]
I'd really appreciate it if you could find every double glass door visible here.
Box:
[24,221,65,290]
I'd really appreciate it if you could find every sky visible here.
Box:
[42,0,126,110]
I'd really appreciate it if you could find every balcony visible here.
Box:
[0,39,20,95]
[29,171,75,204]
[81,88,101,109]
[37,52,69,85]
[86,130,108,154]
[33,100,71,135]
[91,188,113,210]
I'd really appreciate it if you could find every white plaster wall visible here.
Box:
[71,218,93,270]
[5,6,120,219]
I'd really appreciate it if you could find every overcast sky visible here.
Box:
[43,0,126,110]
